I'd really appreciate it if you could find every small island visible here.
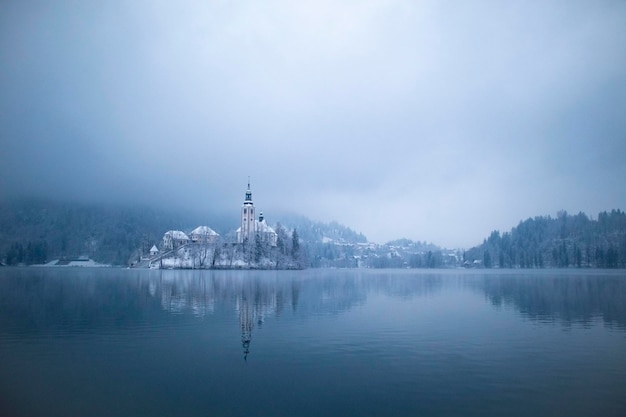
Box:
[133,180,304,270]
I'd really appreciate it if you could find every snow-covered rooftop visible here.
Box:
[164,230,189,240]
[190,226,219,236]
[257,220,276,234]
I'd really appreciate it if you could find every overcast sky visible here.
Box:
[1,0,625,248]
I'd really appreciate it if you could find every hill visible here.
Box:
[3,199,623,269]
[464,210,626,268]
[0,198,203,265]
[275,213,367,244]
[0,199,368,266]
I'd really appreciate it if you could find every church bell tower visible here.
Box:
[239,178,256,243]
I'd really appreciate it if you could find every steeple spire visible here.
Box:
[245,177,252,203]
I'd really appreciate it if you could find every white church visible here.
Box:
[236,180,278,247]
[159,180,277,251]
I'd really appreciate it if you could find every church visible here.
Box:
[236,180,278,247]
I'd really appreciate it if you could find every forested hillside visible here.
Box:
[276,214,367,244]
[0,199,204,265]
[0,199,368,267]
[4,199,623,269]
[465,210,626,268]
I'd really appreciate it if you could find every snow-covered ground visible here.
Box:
[149,244,282,269]
[36,258,111,267]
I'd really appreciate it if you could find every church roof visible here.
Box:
[190,226,219,236]
[256,220,277,235]
[164,230,189,240]
[150,245,159,252]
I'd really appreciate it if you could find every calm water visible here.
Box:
[1,268,625,417]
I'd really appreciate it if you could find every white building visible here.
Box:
[162,230,190,250]
[190,226,219,243]
[236,181,278,246]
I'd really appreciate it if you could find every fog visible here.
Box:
[1,0,625,247]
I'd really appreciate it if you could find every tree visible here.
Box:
[291,229,300,258]
[289,229,307,268]
[192,244,212,268]
[255,234,263,263]
[212,245,221,268]
[484,251,492,268]
[275,222,287,255]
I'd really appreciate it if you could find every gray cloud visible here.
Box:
[1,0,625,247]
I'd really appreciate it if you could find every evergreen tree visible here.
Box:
[255,234,263,263]
[484,251,492,268]
[291,229,300,258]
[465,210,626,269]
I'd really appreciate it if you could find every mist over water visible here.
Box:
[1,268,625,417]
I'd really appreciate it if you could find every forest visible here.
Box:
[1,199,624,268]
[0,199,201,265]
[464,210,626,268]
[0,199,363,267]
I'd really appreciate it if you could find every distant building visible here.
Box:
[190,226,219,243]
[162,230,189,250]
[236,180,277,246]
[149,245,159,257]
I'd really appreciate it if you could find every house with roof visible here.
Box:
[162,230,190,250]
[190,226,219,244]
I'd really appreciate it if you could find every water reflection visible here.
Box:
[475,271,626,330]
[3,268,626,417]
[0,268,165,336]
[3,268,624,361]
[0,268,443,359]
[154,270,443,359]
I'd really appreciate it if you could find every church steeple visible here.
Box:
[244,177,253,204]
[238,177,256,243]
[235,178,278,247]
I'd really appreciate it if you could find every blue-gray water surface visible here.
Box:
[1,268,625,417]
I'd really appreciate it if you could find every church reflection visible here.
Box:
[234,280,279,361]
[150,269,626,360]
[153,270,316,360]
[149,269,443,360]
[4,268,623,359]
[237,293,253,360]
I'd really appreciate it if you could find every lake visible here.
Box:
[1,268,625,417]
